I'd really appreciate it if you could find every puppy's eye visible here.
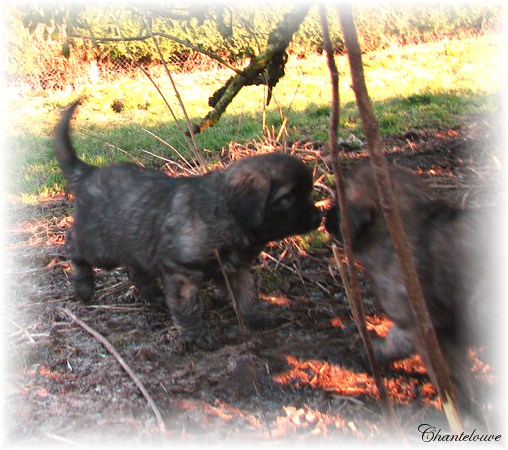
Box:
[273,193,295,209]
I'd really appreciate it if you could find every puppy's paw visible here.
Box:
[357,338,395,370]
[72,276,95,303]
[244,314,285,330]
[176,329,217,353]
[192,330,217,351]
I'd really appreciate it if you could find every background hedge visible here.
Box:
[5,3,502,90]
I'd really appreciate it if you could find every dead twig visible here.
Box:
[104,143,145,167]
[11,297,73,308]
[83,305,143,313]
[143,12,207,172]
[213,249,272,439]
[78,130,145,167]
[57,307,167,436]
[46,432,83,447]
[95,280,132,300]
[142,128,199,175]
[117,27,203,171]
[6,266,58,276]
[260,251,332,295]
[10,319,36,344]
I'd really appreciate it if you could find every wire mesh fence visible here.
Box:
[10,48,228,93]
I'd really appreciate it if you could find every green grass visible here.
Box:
[7,33,503,200]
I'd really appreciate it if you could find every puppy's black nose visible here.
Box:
[311,207,323,228]
[325,206,341,241]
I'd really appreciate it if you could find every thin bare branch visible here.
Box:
[117,28,193,143]
[104,143,145,167]
[213,249,272,439]
[142,128,199,175]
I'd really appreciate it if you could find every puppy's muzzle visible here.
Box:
[309,206,323,231]
[294,203,322,236]
[325,204,372,246]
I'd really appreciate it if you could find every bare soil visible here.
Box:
[4,113,502,446]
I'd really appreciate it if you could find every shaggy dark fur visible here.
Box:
[54,100,321,350]
[325,163,497,415]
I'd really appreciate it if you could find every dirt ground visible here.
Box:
[4,113,503,446]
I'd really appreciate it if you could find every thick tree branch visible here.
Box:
[191,3,311,135]
[69,5,310,136]
[337,3,463,432]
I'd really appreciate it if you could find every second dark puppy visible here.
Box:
[54,101,322,350]
[325,163,498,415]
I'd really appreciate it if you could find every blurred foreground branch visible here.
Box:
[318,5,402,435]
[337,2,463,432]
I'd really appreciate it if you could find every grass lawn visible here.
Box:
[6,33,503,201]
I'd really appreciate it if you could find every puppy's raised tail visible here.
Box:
[53,100,94,189]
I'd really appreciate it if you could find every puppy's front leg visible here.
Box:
[373,324,415,365]
[228,269,258,323]
[66,228,95,302]
[70,261,95,302]
[229,269,277,329]
[162,272,216,351]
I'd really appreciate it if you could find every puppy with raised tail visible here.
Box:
[54,100,322,350]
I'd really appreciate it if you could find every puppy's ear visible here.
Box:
[325,206,341,241]
[226,166,271,229]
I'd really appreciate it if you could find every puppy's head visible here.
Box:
[225,153,321,242]
[325,164,440,251]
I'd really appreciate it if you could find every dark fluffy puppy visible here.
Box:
[54,101,321,350]
[325,164,497,413]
